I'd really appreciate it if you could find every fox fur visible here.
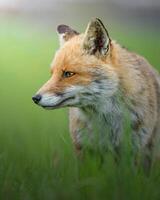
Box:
[33,18,160,170]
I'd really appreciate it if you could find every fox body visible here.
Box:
[32,18,160,168]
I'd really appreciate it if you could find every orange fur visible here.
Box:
[33,19,160,171]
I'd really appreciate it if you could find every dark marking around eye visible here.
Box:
[62,71,75,78]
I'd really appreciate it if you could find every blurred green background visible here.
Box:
[0,0,160,199]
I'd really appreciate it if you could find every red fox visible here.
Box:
[32,18,160,169]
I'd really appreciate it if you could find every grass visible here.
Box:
[0,20,160,200]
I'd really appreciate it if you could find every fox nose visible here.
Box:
[32,94,42,104]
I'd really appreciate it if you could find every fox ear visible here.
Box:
[83,18,111,56]
[57,24,79,47]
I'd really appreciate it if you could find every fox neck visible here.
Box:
[78,93,125,150]
[81,90,123,114]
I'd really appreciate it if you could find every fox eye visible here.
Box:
[62,71,75,78]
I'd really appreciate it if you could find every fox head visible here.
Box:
[32,18,119,110]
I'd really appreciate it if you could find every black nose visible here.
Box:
[32,94,42,104]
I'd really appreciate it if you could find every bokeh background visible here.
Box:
[0,0,160,199]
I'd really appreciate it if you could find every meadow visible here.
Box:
[0,20,160,199]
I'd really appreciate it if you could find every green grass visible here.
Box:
[0,21,160,200]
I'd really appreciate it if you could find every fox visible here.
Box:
[32,18,160,170]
